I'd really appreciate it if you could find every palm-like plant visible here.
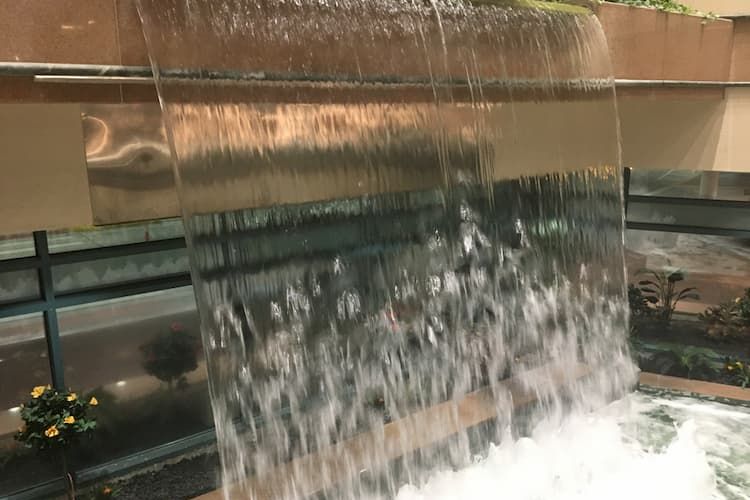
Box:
[637,269,699,325]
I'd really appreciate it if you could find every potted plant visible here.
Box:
[15,385,99,499]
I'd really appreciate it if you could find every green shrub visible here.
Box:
[643,346,719,380]
[605,0,693,15]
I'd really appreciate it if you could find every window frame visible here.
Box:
[0,230,202,499]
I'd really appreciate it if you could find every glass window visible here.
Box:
[0,233,35,260]
[0,270,40,305]
[57,287,212,468]
[47,219,184,254]
[627,200,750,231]
[0,314,59,496]
[52,248,190,293]
[629,169,750,202]
[626,229,750,313]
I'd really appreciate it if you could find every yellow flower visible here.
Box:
[89,396,98,406]
[728,365,734,371]
[44,425,59,438]
[63,416,75,424]
[735,297,742,304]
[30,385,47,398]
[103,486,112,495]
[737,361,744,369]
[67,393,77,402]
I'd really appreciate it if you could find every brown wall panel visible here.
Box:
[0,0,119,64]
[597,2,733,81]
[730,18,750,81]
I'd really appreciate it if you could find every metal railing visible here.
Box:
[2,62,750,88]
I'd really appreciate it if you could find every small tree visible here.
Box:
[15,385,98,499]
[140,322,200,389]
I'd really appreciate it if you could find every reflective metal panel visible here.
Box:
[81,103,179,224]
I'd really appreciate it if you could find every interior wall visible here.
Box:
[0,104,93,235]
[618,90,750,173]
[714,88,750,172]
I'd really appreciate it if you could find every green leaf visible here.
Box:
[667,271,685,282]
[679,293,700,301]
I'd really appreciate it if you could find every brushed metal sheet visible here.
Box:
[81,103,179,224]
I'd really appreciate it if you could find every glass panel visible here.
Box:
[58,287,212,468]
[626,229,750,388]
[626,229,750,313]
[627,200,750,231]
[629,169,750,202]
[0,233,35,260]
[47,218,184,253]
[52,247,189,293]
[0,270,40,305]
[0,314,59,496]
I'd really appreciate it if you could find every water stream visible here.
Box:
[138,1,637,497]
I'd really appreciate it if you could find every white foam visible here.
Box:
[394,397,736,500]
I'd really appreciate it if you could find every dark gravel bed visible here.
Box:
[105,451,220,500]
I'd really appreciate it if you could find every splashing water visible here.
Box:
[392,393,750,500]
[137,0,637,498]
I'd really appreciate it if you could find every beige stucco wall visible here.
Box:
[618,89,750,172]
[714,88,750,172]
[0,104,93,235]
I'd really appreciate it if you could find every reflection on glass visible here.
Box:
[58,287,212,468]
[626,229,750,312]
[0,270,40,305]
[0,313,58,496]
[628,200,750,231]
[0,233,35,260]
[629,169,750,202]
[47,219,184,254]
[52,248,189,293]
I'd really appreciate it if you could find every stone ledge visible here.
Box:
[639,371,750,402]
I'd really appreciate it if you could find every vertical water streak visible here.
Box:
[137,1,636,498]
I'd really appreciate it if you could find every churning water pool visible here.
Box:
[392,391,750,500]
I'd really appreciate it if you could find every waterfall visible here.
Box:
[137,0,636,497]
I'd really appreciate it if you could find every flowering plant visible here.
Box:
[15,385,98,452]
[700,288,750,340]
[85,484,116,499]
[725,359,750,388]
